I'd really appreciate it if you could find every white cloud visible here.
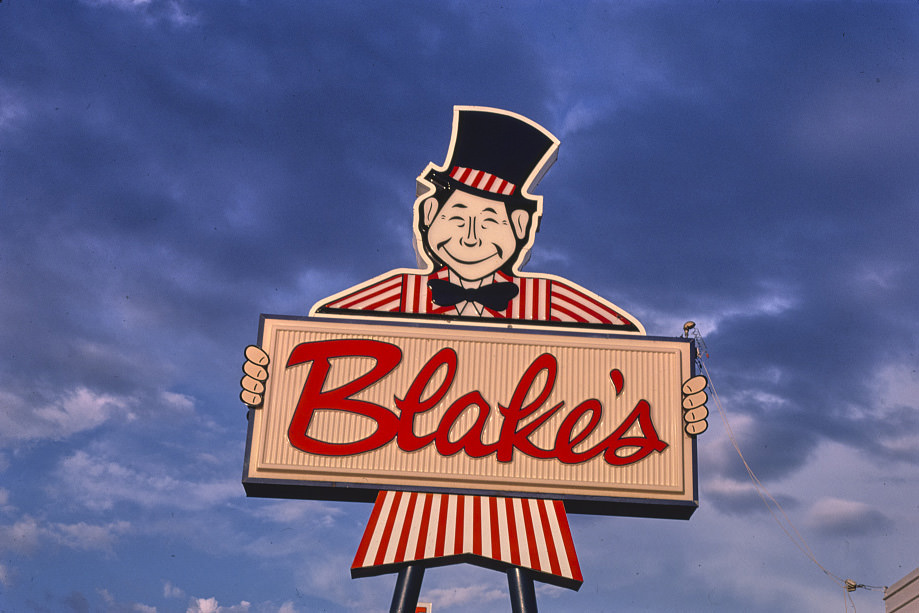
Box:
[0,515,131,555]
[557,101,608,139]
[638,283,797,340]
[737,439,919,588]
[187,597,220,613]
[81,0,199,26]
[525,244,573,270]
[806,497,892,537]
[287,552,373,608]
[0,380,205,448]
[852,260,911,293]
[534,582,565,600]
[421,583,506,608]
[52,449,240,512]
[164,580,186,599]
[51,520,132,552]
[35,386,133,429]
[873,362,919,413]
[179,595,300,613]
[706,476,759,499]
[246,500,343,527]
[853,361,919,457]
[0,84,29,131]
[186,597,252,613]
[0,387,136,444]
[84,0,152,6]
[98,588,158,612]
[0,516,42,554]
[162,390,195,413]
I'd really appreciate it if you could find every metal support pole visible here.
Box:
[507,567,538,613]
[390,564,425,613]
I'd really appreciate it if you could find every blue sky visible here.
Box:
[2,1,919,611]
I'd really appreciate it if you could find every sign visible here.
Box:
[239,106,710,598]
[243,315,698,518]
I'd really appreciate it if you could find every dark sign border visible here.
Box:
[242,315,699,520]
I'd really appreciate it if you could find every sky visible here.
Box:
[1,1,918,611]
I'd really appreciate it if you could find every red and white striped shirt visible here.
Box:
[316,267,642,332]
[352,491,583,589]
[317,267,643,586]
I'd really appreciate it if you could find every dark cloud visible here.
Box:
[2,1,918,611]
[0,1,555,403]
[704,481,801,517]
[63,591,91,613]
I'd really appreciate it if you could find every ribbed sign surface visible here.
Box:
[243,316,697,516]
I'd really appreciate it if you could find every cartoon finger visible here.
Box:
[240,389,263,408]
[245,344,269,366]
[241,375,264,395]
[681,375,707,395]
[682,390,708,410]
[684,406,708,423]
[685,420,708,436]
[243,360,268,381]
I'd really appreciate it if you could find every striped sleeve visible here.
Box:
[548,280,636,327]
[316,269,458,316]
[317,274,406,313]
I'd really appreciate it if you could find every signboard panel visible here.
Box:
[243,316,698,517]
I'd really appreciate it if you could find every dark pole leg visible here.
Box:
[390,564,425,613]
[507,567,538,613]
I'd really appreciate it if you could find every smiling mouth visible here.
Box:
[440,247,501,265]
[437,242,504,265]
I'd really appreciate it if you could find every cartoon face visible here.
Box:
[423,189,529,281]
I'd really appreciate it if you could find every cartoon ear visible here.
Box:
[422,197,439,227]
[510,209,530,240]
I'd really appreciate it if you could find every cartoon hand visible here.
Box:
[240,345,270,408]
[681,375,709,436]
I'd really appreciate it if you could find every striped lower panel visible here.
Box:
[351,491,583,590]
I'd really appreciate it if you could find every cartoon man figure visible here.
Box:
[311,107,645,333]
[240,106,709,596]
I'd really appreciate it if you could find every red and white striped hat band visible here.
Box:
[449,165,517,196]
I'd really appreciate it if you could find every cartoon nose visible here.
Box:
[461,217,479,246]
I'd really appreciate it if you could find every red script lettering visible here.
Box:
[285,339,667,466]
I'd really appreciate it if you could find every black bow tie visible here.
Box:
[428,278,519,312]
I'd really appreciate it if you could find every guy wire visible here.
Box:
[688,327,887,603]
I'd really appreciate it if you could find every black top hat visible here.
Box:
[428,107,559,200]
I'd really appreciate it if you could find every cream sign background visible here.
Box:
[243,316,697,516]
